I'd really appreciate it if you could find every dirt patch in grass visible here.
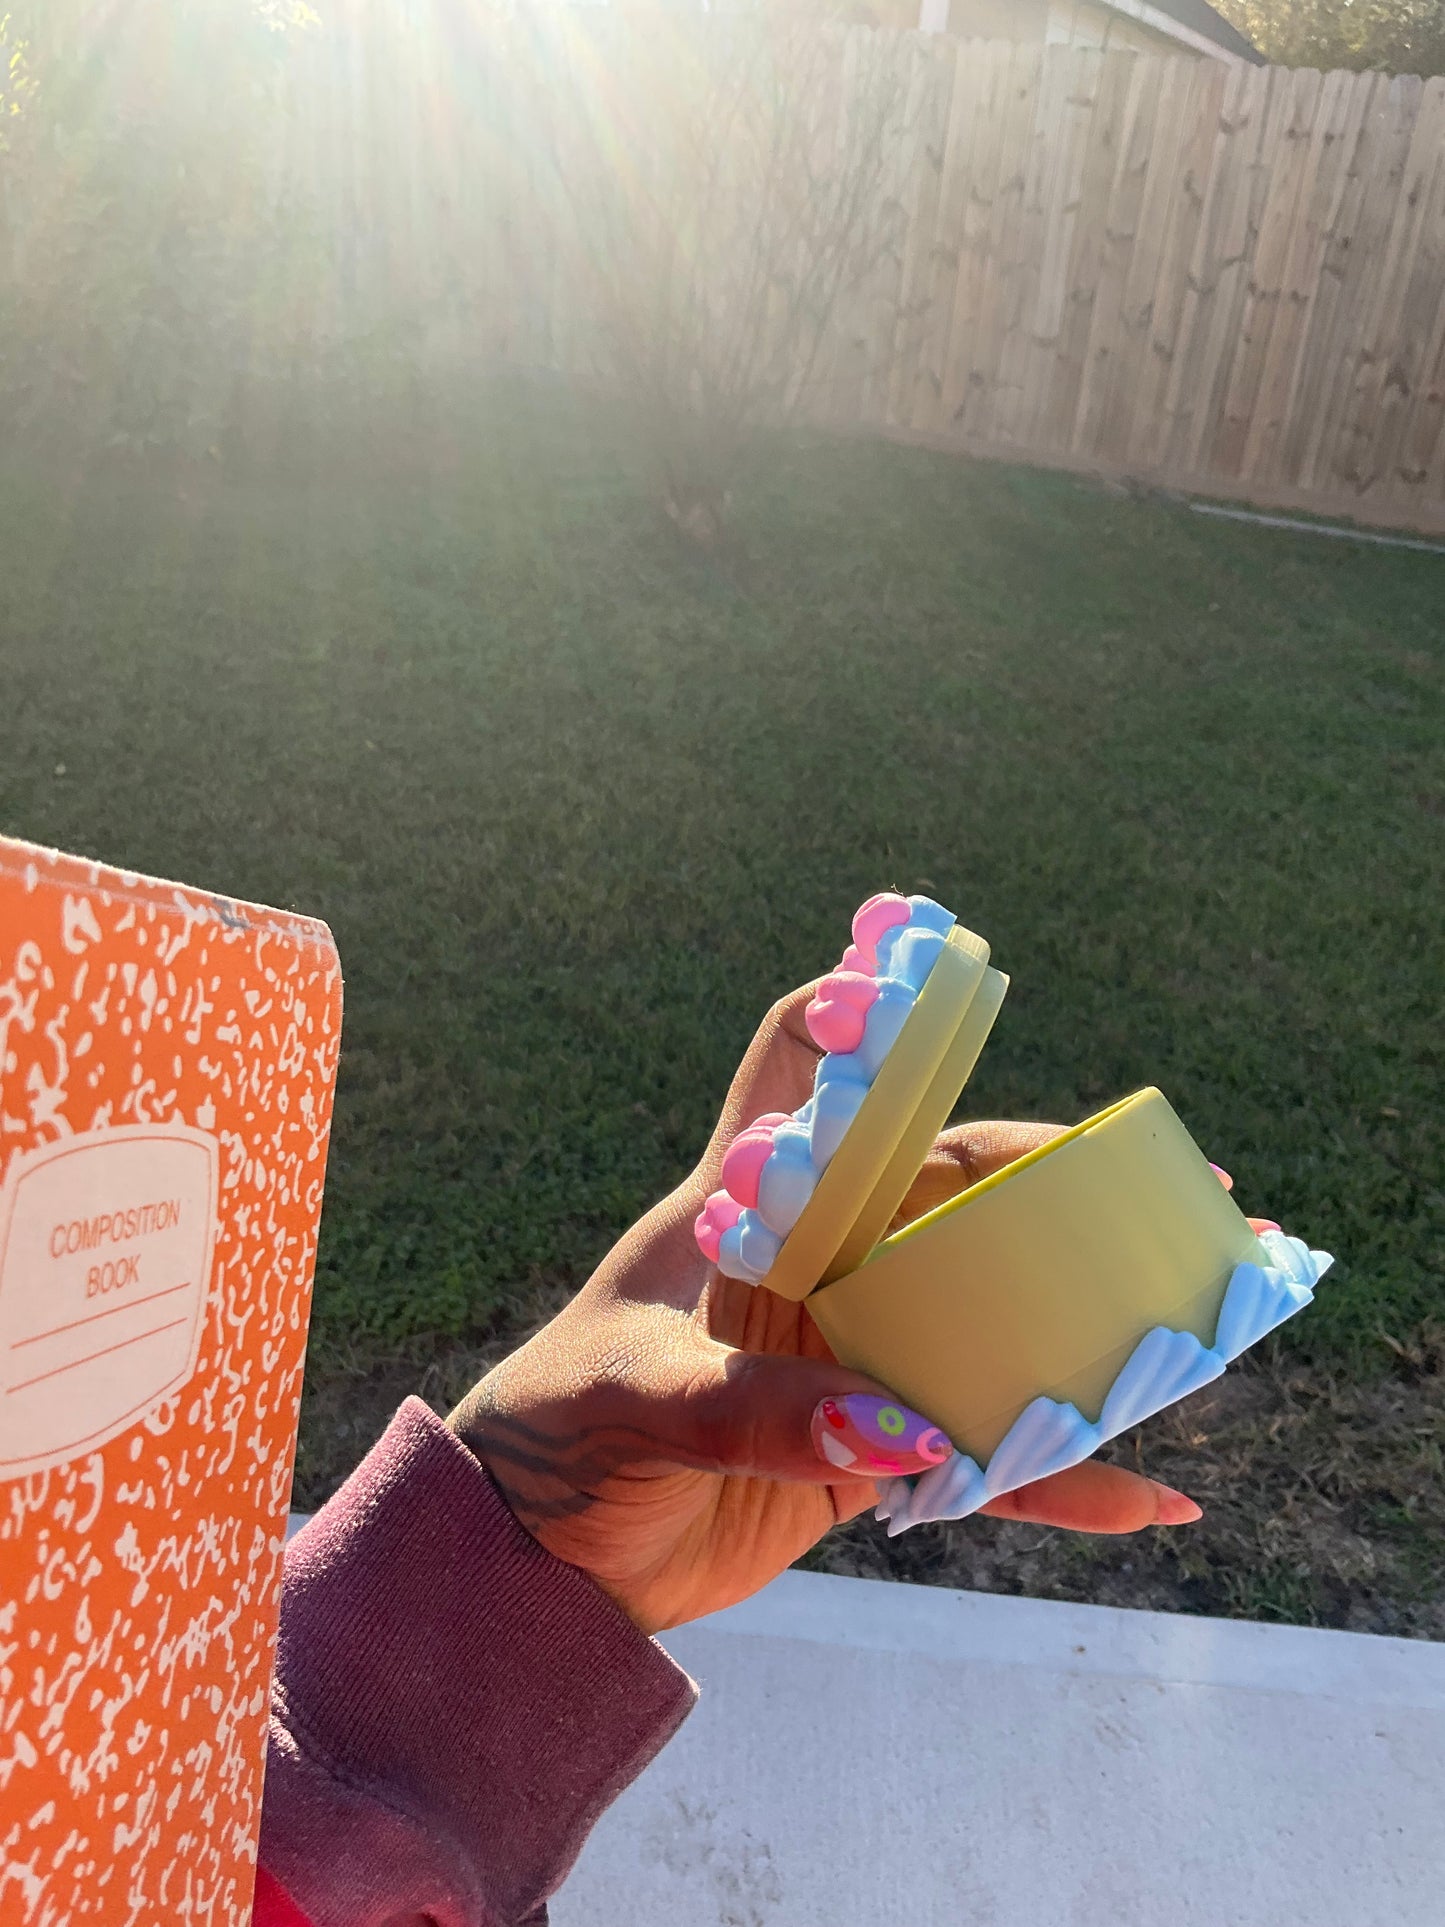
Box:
[810,1338,1445,1640]
[294,1333,1445,1641]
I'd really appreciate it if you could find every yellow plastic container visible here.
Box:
[750,910,1279,1472]
[806,1087,1269,1460]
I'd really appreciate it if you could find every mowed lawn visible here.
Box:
[2,392,1441,1628]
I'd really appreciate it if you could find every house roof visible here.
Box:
[1121,0,1263,62]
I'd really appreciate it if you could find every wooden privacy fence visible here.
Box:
[811,39,1445,534]
[471,24,1445,535]
[24,11,1435,532]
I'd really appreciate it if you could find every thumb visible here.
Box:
[676,1341,955,1484]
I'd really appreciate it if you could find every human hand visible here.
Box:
[448,987,1223,1634]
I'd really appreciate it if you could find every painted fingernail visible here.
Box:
[1254,1219,1282,1233]
[1210,1163,1234,1190]
[811,1395,953,1477]
[1153,1485,1203,1526]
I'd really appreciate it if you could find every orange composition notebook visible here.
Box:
[0,834,342,1924]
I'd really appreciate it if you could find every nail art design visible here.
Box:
[811,1394,953,1477]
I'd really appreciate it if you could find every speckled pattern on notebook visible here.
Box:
[0,837,341,1925]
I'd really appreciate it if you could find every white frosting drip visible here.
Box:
[874,1230,1334,1534]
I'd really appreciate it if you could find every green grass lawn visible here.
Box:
[2,390,1441,1625]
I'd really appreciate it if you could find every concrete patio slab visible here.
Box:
[552,1570,1445,1927]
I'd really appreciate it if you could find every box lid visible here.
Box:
[762,922,1009,1301]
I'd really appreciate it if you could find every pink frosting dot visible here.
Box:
[805,970,880,1055]
[694,1190,743,1264]
[721,1120,782,1209]
[851,893,911,967]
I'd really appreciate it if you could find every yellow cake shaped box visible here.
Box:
[694,893,1332,1532]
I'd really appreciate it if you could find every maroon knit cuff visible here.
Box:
[264,1398,696,1924]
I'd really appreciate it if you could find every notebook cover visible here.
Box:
[0,835,342,1925]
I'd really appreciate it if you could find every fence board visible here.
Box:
[939,40,1026,433]
[1019,46,1103,449]
[1218,65,1326,481]
[957,42,1042,442]
[1095,54,1198,466]
[1173,63,1277,473]
[1202,67,1294,477]
[1046,49,1148,456]
[783,28,845,416]
[989,43,1070,445]
[1279,71,1386,484]
[1067,54,1156,457]
[1396,255,1445,506]
[1375,79,1445,508]
[857,34,924,427]
[1328,76,1445,500]
[819,26,872,429]
[1127,57,1231,471]
[1426,311,1445,505]
[1300,73,1422,494]
[796,27,856,424]
[1156,60,1254,472]
[914,39,986,429]
[1251,67,1371,487]
[891,40,957,428]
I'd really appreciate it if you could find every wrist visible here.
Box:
[446,1393,657,1631]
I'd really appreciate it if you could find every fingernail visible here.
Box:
[812,1395,952,1477]
[1254,1219,1281,1233]
[1210,1163,1234,1190]
[1153,1485,1203,1526]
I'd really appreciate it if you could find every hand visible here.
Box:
[448,986,1211,1634]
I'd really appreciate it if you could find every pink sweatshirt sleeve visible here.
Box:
[257,1398,698,1927]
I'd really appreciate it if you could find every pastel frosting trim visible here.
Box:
[696,893,957,1285]
[873,1230,1334,1535]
